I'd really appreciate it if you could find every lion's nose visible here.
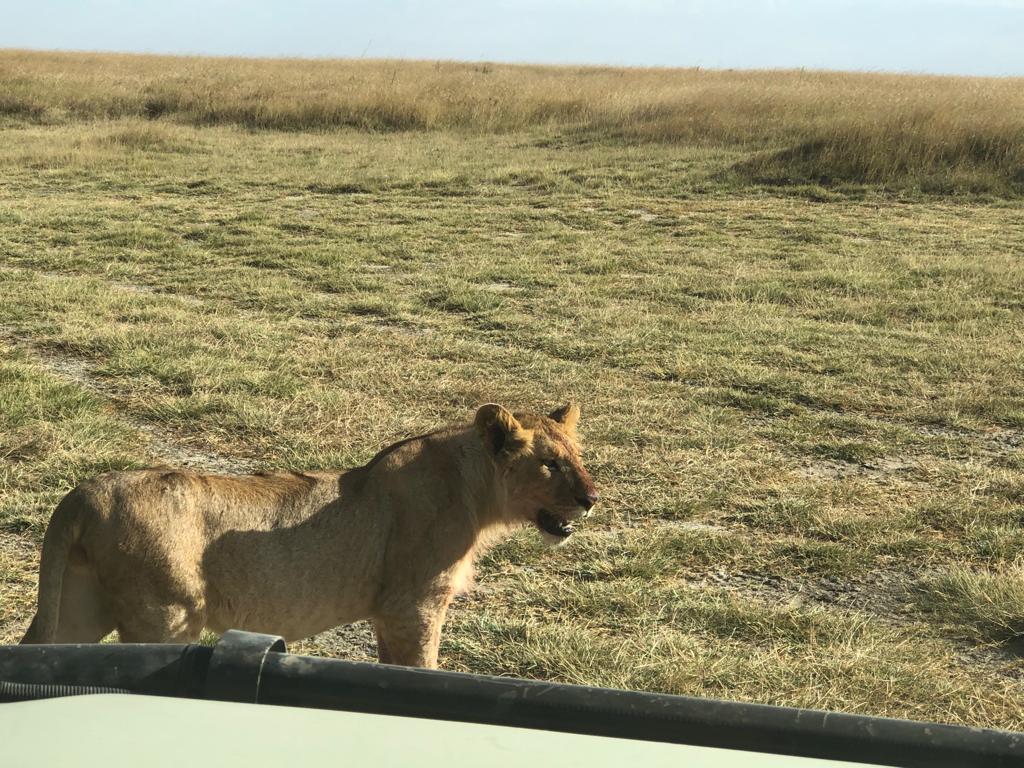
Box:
[577,493,600,511]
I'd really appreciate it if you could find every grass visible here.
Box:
[1,50,1023,730]
[918,566,1024,644]
[2,50,1024,194]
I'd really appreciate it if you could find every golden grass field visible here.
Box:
[1,50,1023,728]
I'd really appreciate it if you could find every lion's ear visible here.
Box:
[548,402,580,436]
[475,404,530,458]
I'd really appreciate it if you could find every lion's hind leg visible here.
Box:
[116,601,206,643]
[53,561,117,643]
[108,566,208,644]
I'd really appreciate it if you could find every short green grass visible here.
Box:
[1,52,1023,731]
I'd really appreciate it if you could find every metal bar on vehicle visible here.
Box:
[0,642,212,698]
[2,630,1022,768]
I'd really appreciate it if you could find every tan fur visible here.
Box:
[20,403,598,668]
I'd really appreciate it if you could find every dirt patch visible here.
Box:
[482,281,515,293]
[699,566,916,622]
[627,208,659,222]
[293,621,378,662]
[368,319,433,337]
[677,520,731,534]
[798,456,917,483]
[111,281,206,306]
[0,327,255,475]
[130,424,256,474]
[929,424,1022,457]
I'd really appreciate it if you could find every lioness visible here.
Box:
[20,403,598,667]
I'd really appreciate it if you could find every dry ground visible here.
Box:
[1,52,1023,730]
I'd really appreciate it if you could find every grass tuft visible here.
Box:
[917,566,1024,643]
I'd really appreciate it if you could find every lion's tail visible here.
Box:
[20,489,86,644]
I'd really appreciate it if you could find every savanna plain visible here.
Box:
[1,51,1023,729]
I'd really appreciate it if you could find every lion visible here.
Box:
[20,403,599,668]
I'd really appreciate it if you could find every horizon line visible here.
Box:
[3,46,1022,82]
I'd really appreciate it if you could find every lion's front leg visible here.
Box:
[372,599,451,668]
[373,624,393,664]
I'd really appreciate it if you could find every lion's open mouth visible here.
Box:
[537,509,574,538]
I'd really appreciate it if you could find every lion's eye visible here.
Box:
[543,460,560,473]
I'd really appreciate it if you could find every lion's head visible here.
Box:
[474,402,599,543]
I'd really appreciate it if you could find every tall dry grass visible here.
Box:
[2,50,1022,192]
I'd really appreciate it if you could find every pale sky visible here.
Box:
[2,0,1022,77]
